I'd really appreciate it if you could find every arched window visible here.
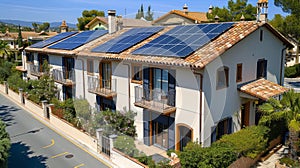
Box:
[216,66,229,89]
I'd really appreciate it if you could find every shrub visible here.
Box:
[217,125,270,159]
[114,135,138,157]
[7,72,29,93]
[279,157,299,167]
[285,63,300,78]
[0,119,10,168]
[179,142,237,168]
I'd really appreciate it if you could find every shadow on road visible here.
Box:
[0,105,20,127]
[8,141,48,168]
[11,128,44,138]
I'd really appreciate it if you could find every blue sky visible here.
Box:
[0,0,287,23]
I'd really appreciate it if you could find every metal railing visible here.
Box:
[87,76,117,97]
[134,86,176,113]
[27,64,44,76]
[52,68,75,85]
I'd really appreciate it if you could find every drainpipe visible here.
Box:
[123,63,131,111]
[280,45,288,86]
[193,70,203,145]
[77,58,86,99]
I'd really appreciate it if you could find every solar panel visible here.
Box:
[132,22,234,58]
[30,32,77,48]
[92,27,163,53]
[48,30,108,50]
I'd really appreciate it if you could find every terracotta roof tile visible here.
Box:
[238,78,288,100]
[153,10,208,24]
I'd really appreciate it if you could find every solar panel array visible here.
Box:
[48,30,108,50]
[132,22,234,58]
[30,32,77,48]
[92,27,163,53]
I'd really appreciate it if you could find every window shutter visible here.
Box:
[143,67,150,101]
[168,69,176,106]
[211,126,217,143]
[263,60,267,78]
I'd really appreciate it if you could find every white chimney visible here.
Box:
[208,5,213,14]
[108,10,117,34]
[257,0,268,23]
[183,4,188,14]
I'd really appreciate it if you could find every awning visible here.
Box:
[238,78,288,101]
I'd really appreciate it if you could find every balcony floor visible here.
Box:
[134,100,176,115]
[88,88,117,98]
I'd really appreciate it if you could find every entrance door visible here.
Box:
[154,121,168,149]
[241,102,250,128]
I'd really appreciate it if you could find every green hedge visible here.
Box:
[216,125,270,159]
[285,64,300,78]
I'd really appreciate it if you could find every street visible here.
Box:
[0,94,110,168]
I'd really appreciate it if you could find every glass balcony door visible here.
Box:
[100,62,111,89]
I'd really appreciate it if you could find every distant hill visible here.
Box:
[0,19,77,29]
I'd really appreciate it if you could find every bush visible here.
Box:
[0,119,10,168]
[7,72,29,93]
[285,63,300,78]
[179,141,237,168]
[279,157,299,167]
[217,125,270,159]
[114,135,138,157]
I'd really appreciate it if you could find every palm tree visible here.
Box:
[0,40,11,59]
[258,90,300,159]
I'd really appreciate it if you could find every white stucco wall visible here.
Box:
[201,26,286,147]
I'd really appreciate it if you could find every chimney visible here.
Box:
[240,14,245,21]
[208,5,213,14]
[60,20,68,32]
[214,15,219,23]
[257,0,268,23]
[108,10,117,34]
[183,4,188,14]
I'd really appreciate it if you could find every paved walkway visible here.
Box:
[255,145,287,168]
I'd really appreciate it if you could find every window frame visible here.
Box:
[131,64,143,84]
[216,66,229,90]
[87,59,94,75]
[236,63,243,83]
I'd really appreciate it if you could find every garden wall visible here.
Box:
[111,148,147,168]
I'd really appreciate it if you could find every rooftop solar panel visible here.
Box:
[91,27,163,53]
[48,30,108,50]
[30,32,77,48]
[132,22,234,58]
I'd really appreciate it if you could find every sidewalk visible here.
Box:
[255,145,287,168]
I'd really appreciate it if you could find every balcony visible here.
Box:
[27,64,45,77]
[87,76,117,98]
[52,68,75,86]
[134,86,176,115]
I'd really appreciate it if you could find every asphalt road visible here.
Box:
[0,94,110,168]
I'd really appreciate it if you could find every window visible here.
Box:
[132,64,142,83]
[100,62,111,89]
[257,59,267,79]
[153,68,169,95]
[211,117,232,143]
[26,52,34,63]
[216,66,229,89]
[260,30,263,42]
[236,63,242,82]
[87,59,94,75]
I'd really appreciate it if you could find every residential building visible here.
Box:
[152,4,208,26]
[22,7,291,151]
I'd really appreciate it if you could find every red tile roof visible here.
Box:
[238,78,288,100]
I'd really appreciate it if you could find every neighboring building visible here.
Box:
[152,4,208,26]
[22,6,292,151]
[85,15,152,31]
[285,36,299,67]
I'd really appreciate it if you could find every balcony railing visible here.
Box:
[87,76,117,98]
[134,86,176,114]
[52,68,75,86]
[27,64,44,77]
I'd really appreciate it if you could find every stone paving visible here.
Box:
[255,145,287,168]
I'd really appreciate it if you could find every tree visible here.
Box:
[77,10,105,30]
[0,119,11,168]
[145,5,153,21]
[275,0,300,17]
[17,25,23,48]
[32,22,50,33]
[0,41,11,59]
[135,4,145,19]
[74,98,91,131]
[207,0,256,22]
[258,90,300,160]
